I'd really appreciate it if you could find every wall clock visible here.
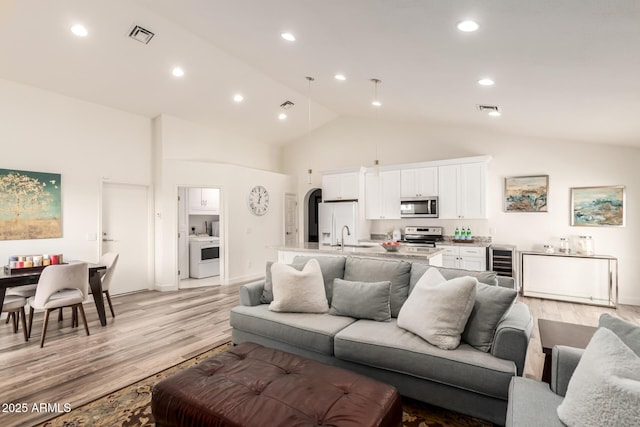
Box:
[248,185,269,216]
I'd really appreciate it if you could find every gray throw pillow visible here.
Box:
[260,261,305,304]
[599,313,640,356]
[292,256,346,304]
[344,257,411,318]
[329,278,391,322]
[461,282,517,352]
[409,263,498,294]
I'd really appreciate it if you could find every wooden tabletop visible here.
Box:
[538,318,597,354]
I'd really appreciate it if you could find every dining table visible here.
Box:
[0,262,109,326]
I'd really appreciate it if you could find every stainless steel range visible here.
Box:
[401,226,444,247]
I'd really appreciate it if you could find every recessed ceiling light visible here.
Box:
[233,94,244,102]
[281,32,295,42]
[457,20,479,32]
[478,78,495,86]
[172,67,185,77]
[70,24,88,37]
[278,113,287,120]
[334,74,346,81]
[488,111,501,117]
[371,100,382,107]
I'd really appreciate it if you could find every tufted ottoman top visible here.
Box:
[152,342,402,427]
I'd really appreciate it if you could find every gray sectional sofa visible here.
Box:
[230,255,533,425]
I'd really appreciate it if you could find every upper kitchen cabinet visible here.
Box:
[438,161,488,219]
[400,167,438,198]
[322,172,359,201]
[189,187,220,214]
[365,169,401,219]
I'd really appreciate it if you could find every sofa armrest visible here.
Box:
[551,345,584,397]
[491,301,533,376]
[239,280,266,306]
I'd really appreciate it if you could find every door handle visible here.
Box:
[102,239,116,242]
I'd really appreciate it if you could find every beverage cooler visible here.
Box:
[489,244,517,288]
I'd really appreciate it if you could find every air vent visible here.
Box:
[476,104,499,113]
[129,25,155,44]
[280,100,295,109]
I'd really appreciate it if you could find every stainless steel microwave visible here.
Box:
[400,197,438,218]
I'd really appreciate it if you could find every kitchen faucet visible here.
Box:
[341,225,351,251]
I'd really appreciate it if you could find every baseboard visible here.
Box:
[154,282,178,292]
[619,295,640,306]
[223,273,263,286]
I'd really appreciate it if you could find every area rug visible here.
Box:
[41,343,491,427]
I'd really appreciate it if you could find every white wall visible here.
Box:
[153,115,293,289]
[0,79,151,266]
[282,116,640,305]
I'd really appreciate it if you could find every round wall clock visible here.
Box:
[248,185,269,216]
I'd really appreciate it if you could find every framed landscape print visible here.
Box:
[571,186,625,227]
[504,175,549,212]
[0,168,62,240]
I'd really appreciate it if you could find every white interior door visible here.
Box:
[102,182,150,295]
[285,193,298,245]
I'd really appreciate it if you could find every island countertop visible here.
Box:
[274,242,445,261]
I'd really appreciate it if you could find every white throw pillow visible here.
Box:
[268,258,329,313]
[397,267,477,350]
[557,327,640,427]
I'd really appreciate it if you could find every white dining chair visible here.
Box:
[95,252,119,318]
[28,262,90,348]
[2,295,29,342]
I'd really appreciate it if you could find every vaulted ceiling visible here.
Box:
[1,0,639,147]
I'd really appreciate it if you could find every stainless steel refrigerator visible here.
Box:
[318,201,369,246]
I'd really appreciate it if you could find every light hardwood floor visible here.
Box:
[1,285,639,427]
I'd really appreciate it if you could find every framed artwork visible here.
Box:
[504,175,549,212]
[0,168,62,240]
[571,186,625,227]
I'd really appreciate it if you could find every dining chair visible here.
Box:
[28,262,90,348]
[6,284,38,325]
[2,295,29,341]
[94,252,119,318]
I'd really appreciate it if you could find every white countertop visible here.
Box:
[189,235,219,242]
[275,242,445,261]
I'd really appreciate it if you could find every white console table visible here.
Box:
[520,251,618,307]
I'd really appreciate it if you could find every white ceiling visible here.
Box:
[1,0,639,147]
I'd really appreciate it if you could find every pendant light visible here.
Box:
[306,76,315,185]
[371,78,382,107]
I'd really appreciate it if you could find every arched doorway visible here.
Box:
[304,188,322,243]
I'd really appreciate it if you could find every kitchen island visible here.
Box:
[274,242,444,266]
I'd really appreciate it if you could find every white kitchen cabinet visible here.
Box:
[438,162,487,219]
[438,245,486,271]
[400,167,438,198]
[322,172,359,201]
[189,188,220,214]
[365,170,401,219]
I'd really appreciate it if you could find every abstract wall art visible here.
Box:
[571,186,625,227]
[504,175,549,212]
[0,168,62,240]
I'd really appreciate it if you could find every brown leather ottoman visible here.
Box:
[152,342,402,427]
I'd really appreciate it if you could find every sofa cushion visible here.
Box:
[344,257,411,318]
[599,313,640,356]
[462,282,517,352]
[409,263,498,294]
[506,377,565,427]
[292,256,346,304]
[261,260,305,304]
[334,319,516,399]
[557,327,640,427]
[329,278,391,322]
[397,269,477,350]
[230,305,357,355]
[269,259,329,313]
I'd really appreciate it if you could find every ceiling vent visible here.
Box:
[280,100,295,109]
[129,25,155,44]
[476,104,500,113]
